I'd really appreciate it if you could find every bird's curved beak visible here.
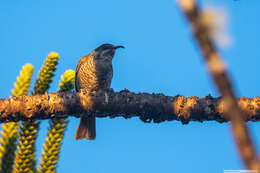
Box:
[113,45,125,49]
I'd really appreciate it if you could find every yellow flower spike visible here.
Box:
[0,64,34,173]
[11,64,34,97]
[15,52,59,173]
[38,70,75,173]
[47,52,59,59]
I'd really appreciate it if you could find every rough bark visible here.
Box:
[0,89,260,123]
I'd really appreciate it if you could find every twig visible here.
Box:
[178,0,260,170]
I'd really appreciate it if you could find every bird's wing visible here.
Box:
[75,55,88,92]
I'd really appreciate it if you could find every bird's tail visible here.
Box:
[75,116,96,140]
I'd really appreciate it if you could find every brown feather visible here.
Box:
[75,117,96,140]
[74,44,123,140]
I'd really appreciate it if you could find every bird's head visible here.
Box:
[93,43,124,61]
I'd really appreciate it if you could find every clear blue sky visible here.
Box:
[1,0,260,173]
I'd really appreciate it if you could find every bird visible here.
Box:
[74,43,124,140]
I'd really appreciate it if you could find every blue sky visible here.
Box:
[1,0,260,172]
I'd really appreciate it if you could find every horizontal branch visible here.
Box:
[0,89,260,123]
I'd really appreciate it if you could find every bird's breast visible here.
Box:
[76,56,113,92]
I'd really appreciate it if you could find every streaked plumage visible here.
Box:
[75,43,124,140]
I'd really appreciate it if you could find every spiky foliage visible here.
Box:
[58,70,75,92]
[0,64,34,173]
[14,122,39,173]
[38,70,75,173]
[11,64,34,97]
[14,52,59,173]
[33,52,59,94]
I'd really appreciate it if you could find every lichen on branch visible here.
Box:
[0,89,259,124]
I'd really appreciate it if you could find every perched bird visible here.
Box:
[75,43,124,140]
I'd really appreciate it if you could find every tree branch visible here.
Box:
[178,0,260,170]
[0,89,260,123]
